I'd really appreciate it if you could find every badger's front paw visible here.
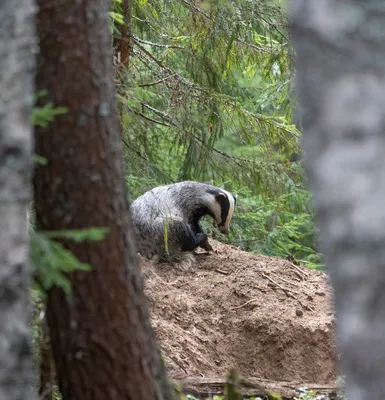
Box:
[200,240,214,252]
[195,232,208,246]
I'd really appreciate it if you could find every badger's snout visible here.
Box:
[213,219,229,234]
[218,225,229,234]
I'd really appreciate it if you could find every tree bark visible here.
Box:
[0,0,37,399]
[113,0,132,73]
[290,1,385,399]
[34,1,174,399]
[113,0,132,140]
[38,320,56,400]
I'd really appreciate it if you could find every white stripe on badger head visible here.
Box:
[201,192,222,224]
[219,189,235,234]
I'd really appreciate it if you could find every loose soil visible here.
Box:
[140,240,338,386]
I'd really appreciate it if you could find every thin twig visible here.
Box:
[287,261,309,277]
[133,110,170,126]
[297,298,315,313]
[119,100,170,127]
[215,269,229,275]
[132,38,171,70]
[133,36,184,49]
[181,0,211,19]
[261,273,299,295]
[270,271,299,288]
[231,297,260,310]
[137,73,177,87]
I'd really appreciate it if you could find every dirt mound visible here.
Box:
[140,240,338,384]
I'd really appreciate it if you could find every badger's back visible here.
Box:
[131,181,214,221]
[130,183,185,226]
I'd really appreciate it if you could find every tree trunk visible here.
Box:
[113,0,132,140]
[113,0,132,73]
[34,1,174,399]
[0,0,37,399]
[290,1,385,399]
[38,319,56,400]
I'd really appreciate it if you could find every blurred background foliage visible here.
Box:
[111,0,323,268]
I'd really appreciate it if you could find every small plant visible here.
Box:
[31,90,68,128]
[31,227,108,295]
[294,388,327,400]
[336,375,349,400]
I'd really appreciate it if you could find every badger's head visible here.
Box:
[209,189,237,234]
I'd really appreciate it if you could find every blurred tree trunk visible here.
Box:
[113,0,132,139]
[38,319,56,400]
[34,1,175,399]
[291,1,385,399]
[0,0,37,399]
[113,0,132,72]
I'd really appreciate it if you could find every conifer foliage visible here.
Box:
[112,0,322,267]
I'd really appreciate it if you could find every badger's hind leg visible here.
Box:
[143,218,204,271]
[167,222,206,271]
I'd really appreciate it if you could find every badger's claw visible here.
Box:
[200,240,214,252]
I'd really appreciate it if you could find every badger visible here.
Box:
[130,181,236,270]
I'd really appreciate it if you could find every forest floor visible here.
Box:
[140,239,339,398]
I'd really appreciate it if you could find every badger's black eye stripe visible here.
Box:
[216,193,230,225]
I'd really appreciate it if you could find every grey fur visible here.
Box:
[130,181,236,267]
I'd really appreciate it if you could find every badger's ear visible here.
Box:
[216,192,227,206]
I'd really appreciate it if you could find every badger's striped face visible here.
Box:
[211,189,236,234]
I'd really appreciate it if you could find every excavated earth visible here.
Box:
[140,239,338,387]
